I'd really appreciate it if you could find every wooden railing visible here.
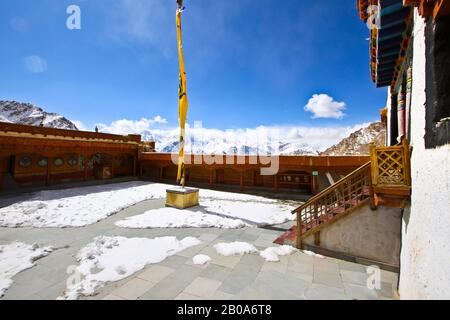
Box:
[370,138,411,188]
[292,162,372,248]
[290,139,412,248]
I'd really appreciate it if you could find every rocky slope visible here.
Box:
[0,101,78,130]
[320,122,386,156]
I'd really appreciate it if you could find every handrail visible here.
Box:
[294,161,372,248]
[292,162,371,214]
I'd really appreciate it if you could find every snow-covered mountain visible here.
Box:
[1,100,384,156]
[137,128,319,155]
[0,101,78,130]
[320,122,386,156]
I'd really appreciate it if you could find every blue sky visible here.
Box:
[0,0,386,132]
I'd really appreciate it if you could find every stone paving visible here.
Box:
[0,197,398,300]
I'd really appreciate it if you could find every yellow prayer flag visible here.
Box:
[176,9,188,186]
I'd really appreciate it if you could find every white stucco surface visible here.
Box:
[398,11,450,299]
[303,203,402,266]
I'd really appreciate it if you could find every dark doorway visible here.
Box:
[8,156,15,175]
[216,169,225,184]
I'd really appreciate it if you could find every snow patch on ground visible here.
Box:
[0,182,167,228]
[214,242,258,256]
[116,185,295,229]
[192,254,212,265]
[260,245,298,262]
[303,250,325,258]
[116,207,248,229]
[0,242,53,297]
[0,182,295,228]
[60,235,201,300]
[200,198,294,226]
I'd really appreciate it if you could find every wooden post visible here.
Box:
[314,232,321,247]
[46,156,51,186]
[111,156,115,179]
[84,154,89,181]
[133,155,137,177]
[209,170,213,187]
[313,201,318,222]
[0,157,3,192]
[369,143,378,186]
[140,165,143,179]
[239,171,244,192]
[311,172,318,195]
[274,174,279,193]
[159,166,164,181]
[368,165,377,210]
[397,90,406,142]
[296,210,302,249]
[402,138,411,187]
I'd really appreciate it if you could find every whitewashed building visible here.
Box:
[358,0,449,299]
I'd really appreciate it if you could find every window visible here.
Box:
[54,157,64,167]
[37,157,48,168]
[425,16,450,148]
[68,157,78,166]
[19,156,32,168]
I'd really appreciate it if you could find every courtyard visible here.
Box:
[0,181,397,300]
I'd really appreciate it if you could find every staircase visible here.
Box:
[274,162,373,247]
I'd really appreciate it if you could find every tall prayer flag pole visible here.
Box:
[165,0,199,209]
[176,0,188,188]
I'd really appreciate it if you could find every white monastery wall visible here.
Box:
[398,10,450,299]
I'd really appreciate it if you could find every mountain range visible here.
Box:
[0,100,386,156]
[320,122,386,156]
[0,101,78,130]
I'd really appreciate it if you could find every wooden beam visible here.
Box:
[274,174,279,193]
[46,156,51,186]
[159,166,164,181]
[314,231,321,247]
[84,154,89,181]
[239,171,244,192]
[0,157,3,192]
[296,212,302,249]
[311,173,319,195]
[373,185,411,196]
[434,0,450,18]
[111,157,115,179]
[313,202,319,244]
[209,170,213,186]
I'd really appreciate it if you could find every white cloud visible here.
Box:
[99,120,369,154]
[96,116,167,135]
[24,55,47,73]
[304,94,346,120]
[71,120,87,131]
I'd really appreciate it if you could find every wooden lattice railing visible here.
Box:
[370,138,411,188]
[290,139,412,249]
[292,162,372,248]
